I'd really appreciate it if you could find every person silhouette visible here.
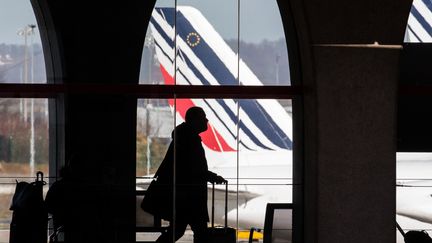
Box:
[141,106,226,243]
[45,166,73,231]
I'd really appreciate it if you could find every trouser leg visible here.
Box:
[156,220,187,243]
[189,219,208,243]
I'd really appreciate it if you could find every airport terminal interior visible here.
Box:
[1,0,432,242]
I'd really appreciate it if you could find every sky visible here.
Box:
[0,0,286,44]
[0,1,39,44]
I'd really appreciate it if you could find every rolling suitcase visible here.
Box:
[208,182,236,243]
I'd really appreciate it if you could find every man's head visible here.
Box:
[185,107,208,133]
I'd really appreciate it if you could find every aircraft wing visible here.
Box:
[397,180,432,224]
[208,184,261,207]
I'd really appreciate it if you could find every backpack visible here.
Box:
[405,230,432,243]
[9,171,48,243]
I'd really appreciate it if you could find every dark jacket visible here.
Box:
[141,122,219,222]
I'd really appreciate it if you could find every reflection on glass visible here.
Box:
[240,0,291,85]
[0,98,49,241]
[396,152,432,243]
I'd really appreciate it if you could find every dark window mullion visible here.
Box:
[0,83,303,99]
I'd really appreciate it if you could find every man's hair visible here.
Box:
[185,107,204,123]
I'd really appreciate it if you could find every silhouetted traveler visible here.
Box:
[45,166,73,231]
[142,106,226,243]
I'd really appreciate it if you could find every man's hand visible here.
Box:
[213,175,227,184]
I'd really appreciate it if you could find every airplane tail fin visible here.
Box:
[149,6,292,152]
[405,0,432,42]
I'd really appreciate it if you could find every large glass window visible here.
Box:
[137,1,294,242]
[139,0,290,86]
[0,1,48,242]
[136,98,293,242]
[136,98,173,242]
[237,99,292,231]
[0,98,49,241]
[1,1,297,242]
[240,0,290,85]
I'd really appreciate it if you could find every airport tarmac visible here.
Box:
[0,229,254,243]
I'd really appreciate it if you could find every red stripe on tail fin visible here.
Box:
[160,65,236,152]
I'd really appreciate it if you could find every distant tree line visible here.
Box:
[0,99,49,164]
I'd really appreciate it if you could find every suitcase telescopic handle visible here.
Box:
[224,182,228,228]
[35,171,46,185]
[36,171,43,182]
[396,221,406,238]
[212,183,215,228]
[211,181,228,229]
